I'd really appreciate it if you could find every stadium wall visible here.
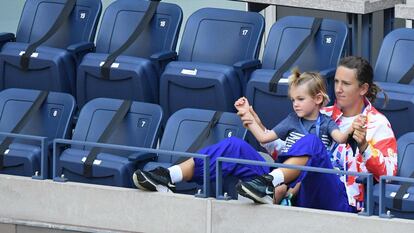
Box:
[0,175,413,233]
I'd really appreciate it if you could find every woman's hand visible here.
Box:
[352,115,368,153]
[237,109,255,128]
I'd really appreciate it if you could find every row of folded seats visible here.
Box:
[0,0,413,219]
[0,88,244,196]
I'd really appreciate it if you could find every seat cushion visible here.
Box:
[0,42,76,93]
[77,53,158,106]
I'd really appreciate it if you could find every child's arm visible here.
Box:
[331,126,354,144]
[244,112,279,143]
[234,97,250,113]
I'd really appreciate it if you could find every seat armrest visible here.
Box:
[233,59,261,70]
[150,50,177,62]
[67,42,95,54]
[150,50,178,73]
[67,42,95,64]
[233,59,261,92]
[0,32,15,49]
[128,152,157,162]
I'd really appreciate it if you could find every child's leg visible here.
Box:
[274,183,301,205]
[273,184,288,204]
[134,137,269,191]
[237,156,308,204]
[191,136,269,184]
[267,134,354,212]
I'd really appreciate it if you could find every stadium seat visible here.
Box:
[0,0,101,94]
[0,88,75,179]
[245,16,348,133]
[53,98,162,188]
[140,108,246,197]
[159,8,264,121]
[76,0,182,107]
[373,132,414,219]
[373,28,414,138]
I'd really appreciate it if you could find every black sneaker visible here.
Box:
[235,180,253,201]
[133,167,175,192]
[237,174,274,204]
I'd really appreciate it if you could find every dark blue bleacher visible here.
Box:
[246,16,348,132]
[0,0,101,94]
[374,132,414,219]
[76,0,183,107]
[0,88,75,179]
[373,28,414,138]
[140,108,246,197]
[53,98,162,188]
[159,7,264,122]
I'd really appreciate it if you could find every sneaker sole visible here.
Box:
[236,182,259,203]
[240,184,273,204]
[133,171,157,191]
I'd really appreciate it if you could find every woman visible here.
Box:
[238,56,397,211]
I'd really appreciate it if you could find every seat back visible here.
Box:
[0,88,75,177]
[177,7,264,65]
[95,0,182,58]
[0,88,75,144]
[157,108,246,164]
[246,16,347,134]
[262,16,347,71]
[397,132,414,178]
[72,98,162,155]
[374,28,414,84]
[16,0,102,48]
[373,28,414,138]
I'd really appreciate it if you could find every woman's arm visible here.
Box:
[352,114,398,180]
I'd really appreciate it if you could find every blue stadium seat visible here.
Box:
[245,16,348,133]
[373,28,414,138]
[373,132,414,219]
[159,8,264,121]
[0,0,101,93]
[0,88,75,179]
[140,108,246,197]
[76,0,182,107]
[53,98,162,188]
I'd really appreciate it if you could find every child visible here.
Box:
[234,69,354,204]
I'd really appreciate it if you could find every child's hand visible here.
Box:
[234,97,250,113]
[352,115,367,131]
[352,114,368,152]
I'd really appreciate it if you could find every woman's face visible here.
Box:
[334,66,367,110]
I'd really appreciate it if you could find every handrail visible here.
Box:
[216,156,374,216]
[53,138,211,197]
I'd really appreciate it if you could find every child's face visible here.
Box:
[289,84,322,119]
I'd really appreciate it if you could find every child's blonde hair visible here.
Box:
[288,68,330,107]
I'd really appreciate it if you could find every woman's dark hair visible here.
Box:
[338,56,387,104]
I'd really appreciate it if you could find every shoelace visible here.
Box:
[152,167,176,188]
